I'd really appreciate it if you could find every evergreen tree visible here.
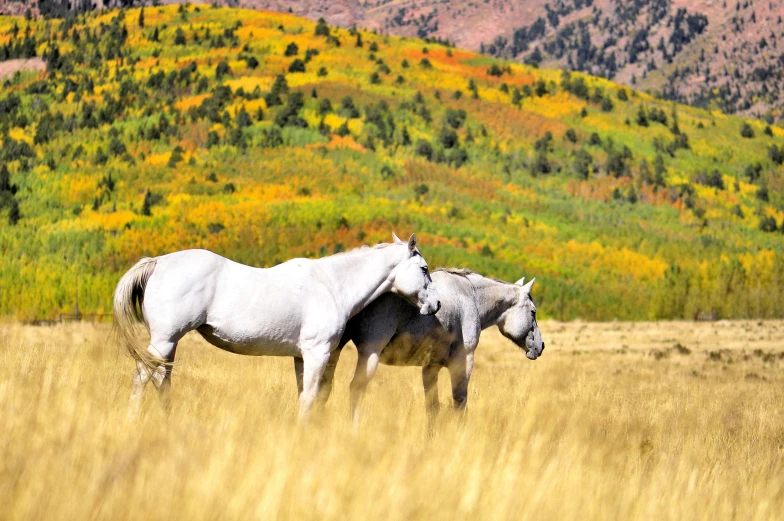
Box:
[142,190,153,216]
[8,198,20,225]
[654,153,666,187]
[0,164,12,193]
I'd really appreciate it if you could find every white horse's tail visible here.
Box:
[113,257,160,373]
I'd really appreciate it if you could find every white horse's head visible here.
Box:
[498,277,545,360]
[389,232,440,315]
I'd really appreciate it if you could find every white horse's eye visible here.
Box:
[421,266,428,274]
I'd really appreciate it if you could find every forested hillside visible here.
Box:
[136,0,784,119]
[476,0,784,118]
[0,5,783,320]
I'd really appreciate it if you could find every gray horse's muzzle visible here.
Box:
[525,329,544,360]
[420,288,441,315]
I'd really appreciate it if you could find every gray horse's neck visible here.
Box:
[468,274,520,330]
[316,244,404,319]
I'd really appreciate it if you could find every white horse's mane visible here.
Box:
[327,241,395,258]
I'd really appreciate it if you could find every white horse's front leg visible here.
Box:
[298,347,331,421]
[316,348,342,406]
[293,357,304,398]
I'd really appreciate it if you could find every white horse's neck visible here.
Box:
[314,244,407,319]
[468,274,520,330]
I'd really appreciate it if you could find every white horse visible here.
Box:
[113,233,440,418]
[320,268,544,425]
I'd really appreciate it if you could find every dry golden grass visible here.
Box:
[1,320,783,520]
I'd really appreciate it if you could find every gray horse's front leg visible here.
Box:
[422,363,441,432]
[349,349,380,427]
[448,349,474,412]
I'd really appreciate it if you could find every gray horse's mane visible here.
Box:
[435,267,515,286]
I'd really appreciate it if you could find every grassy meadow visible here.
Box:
[0,5,783,321]
[1,320,783,520]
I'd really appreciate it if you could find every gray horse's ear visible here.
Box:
[408,233,417,252]
[392,231,403,243]
[515,277,526,286]
[520,278,535,294]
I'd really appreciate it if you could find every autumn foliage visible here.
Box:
[0,5,782,320]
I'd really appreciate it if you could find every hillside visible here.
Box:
[130,0,784,119]
[4,1,784,117]
[0,5,783,321]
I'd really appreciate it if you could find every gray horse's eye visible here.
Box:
[421,266,428,274]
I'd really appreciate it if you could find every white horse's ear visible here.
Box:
[408,233,417,252]
[392,231,403,243]
[520,277,535,294]
[515,277,526,286]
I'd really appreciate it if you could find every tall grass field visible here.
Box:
[1,321,782,520]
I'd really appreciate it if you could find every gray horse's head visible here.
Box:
[389,232,440,315]
[497,277,545,360]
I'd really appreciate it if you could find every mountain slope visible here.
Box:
[170,0,784,118]
[7,1,784,116]
[0,5,783,321]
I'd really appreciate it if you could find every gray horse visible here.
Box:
[318,268,544,424]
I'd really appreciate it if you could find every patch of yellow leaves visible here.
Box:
[176,94,210,112]
[565,240,667,281]
[146,152,170,166]
[85,210,137,231]
[326,135,364,151]
[9,127,32,145]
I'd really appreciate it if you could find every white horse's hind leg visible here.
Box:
[129,359,152,417]
[153,343,178,414]
[128,341,177,417]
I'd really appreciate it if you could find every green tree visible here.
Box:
[572,149,593,179]
[236,108,252,127]
[216,61,231,79]
[415,139,433,160]
[288,59,306,73]
[534,79,547,97]
[174,28,186,45]
[0,164,12,193]
[439,127,458,149]
[637,106,649,126]
[8,197,20,225]
[314,18,330,37]
[654,153,666,187]
[142,190,153,216]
